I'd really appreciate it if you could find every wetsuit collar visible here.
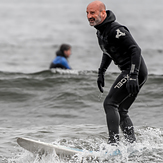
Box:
[94,10,116,32]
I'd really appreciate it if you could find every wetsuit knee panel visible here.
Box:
[103,98,119,114]
[119,111,129,122]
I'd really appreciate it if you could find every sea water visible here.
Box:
[0,0,163,162]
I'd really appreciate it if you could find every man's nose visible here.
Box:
[87,13,91,19]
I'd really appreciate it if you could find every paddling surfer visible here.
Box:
[49,44,72,69]
[86,1,148,144]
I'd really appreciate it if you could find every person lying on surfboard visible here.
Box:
[86,1,148,145]
[49,44,72,69]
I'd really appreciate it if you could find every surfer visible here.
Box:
[49,44,72,69]
[86,1,148,144]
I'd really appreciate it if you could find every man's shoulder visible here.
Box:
[109,22,128,33]
[96,22,130,42]
[106,22,129,40]
[96,22,124,35]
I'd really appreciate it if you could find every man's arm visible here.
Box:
[99,53,112,72]
[97,53,112,93]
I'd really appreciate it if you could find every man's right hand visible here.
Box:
[97,70,105,93]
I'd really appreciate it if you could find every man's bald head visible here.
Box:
[86,1,107,26]
[87,1,106,12]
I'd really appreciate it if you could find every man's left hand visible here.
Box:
[126,74,139,95]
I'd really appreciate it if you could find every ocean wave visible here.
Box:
[6,125,163,163]
[0,68,163,79]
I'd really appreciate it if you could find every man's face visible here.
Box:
[86,6,102,26]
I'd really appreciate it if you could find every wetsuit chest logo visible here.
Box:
[115,29,126,39]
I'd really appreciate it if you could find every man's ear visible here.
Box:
[102,10,106,18]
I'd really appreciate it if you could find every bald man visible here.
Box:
[86,1,148,144]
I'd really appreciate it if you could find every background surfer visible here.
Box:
[49,44,72,69]
[86,1,148,144]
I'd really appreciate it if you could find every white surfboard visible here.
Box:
[17,137,94,157]
[17,137,121,158]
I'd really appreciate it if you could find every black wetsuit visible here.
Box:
[95,10,148,143]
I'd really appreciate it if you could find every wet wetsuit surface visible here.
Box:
[95,10,148,143]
